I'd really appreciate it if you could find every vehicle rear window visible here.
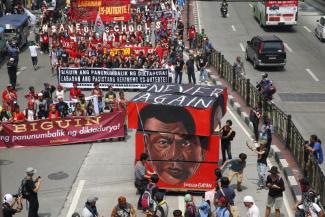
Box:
[4,29,16,33]
[263,41,283,51]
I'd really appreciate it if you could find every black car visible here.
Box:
[245,35,286,70]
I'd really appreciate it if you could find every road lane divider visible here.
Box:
[232,25,236,31]
[239,43,245,52]
[306,68,320,81]
[304,26,312,33]
[66,180,86,217]
[284,43,293,53]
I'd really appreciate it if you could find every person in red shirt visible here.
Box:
[41,32,50,54]
[2,84,17,112]
[188,25,196,50]
[48,104,59,119]
[24,86,38,104]
[69,82,82,100]
[12,105,25,122]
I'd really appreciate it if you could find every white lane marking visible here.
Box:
[304,26,312,33]
[178,196,185,214]
[306,68,320,82]
[231,25,236,31]
[267,159,294,217]
[66,180,86,217]
[227,107,294,217]
[196,0,201,30]
[17,71,21,75]
[20,66,26,71]
[249,3,253,8]
[239,43,245,52]
[284,43,293,53]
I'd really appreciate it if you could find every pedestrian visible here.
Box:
[111,196,136,217]
[7,58,17,89]
[215,197,231,217]
[174,55,185,84]
[29,42,40,70]
[220,120,235,163]
[220,153,247,192]
[134,153,152,210]
[81,196,102,217]
[55,96,69,118]
[150,192,168,217]
[233,56,246,76]
[249,105,262,142]
[243,195,260,217]
[197,195,211,217]
[264,166,285,217]
[187,25,196,50]
[2,194,23,217]
[24,101,37,121]
[260,117,272,157]
[21,167,41,217]
[214,177,235,208]
[70,82,82,100]
[296,178,324,217]
[12,105,25,122]
[304,135,323,165]
[186,54,196,84]
[173,210,183,217]
[246,140,268,190]
[34,93,47,113]
[196,51,208,83]
[184,194,197,217]
[2,84,17,112]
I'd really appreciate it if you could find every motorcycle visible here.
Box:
[221,5,228,17]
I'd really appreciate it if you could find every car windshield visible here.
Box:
[263,41,283,51]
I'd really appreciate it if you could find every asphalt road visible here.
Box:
[0,20,294,217]
[196,0,325,170]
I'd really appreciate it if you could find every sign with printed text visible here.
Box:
[58,68,170,89]
[0,112,125,147]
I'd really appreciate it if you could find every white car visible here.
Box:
[315,16,325,41]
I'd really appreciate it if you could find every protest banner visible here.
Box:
[0,112,125,147]
[58,68,170,89]
[70,0,131,22]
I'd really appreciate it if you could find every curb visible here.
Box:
[208,74,302,202]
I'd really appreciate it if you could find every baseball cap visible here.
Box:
[25,167,37,174]
[243,195,254,203]
[3,194,14,204]
[87,196,98,203]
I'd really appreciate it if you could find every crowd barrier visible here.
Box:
[195,34,325,204]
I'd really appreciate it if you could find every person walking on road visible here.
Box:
[111,196,136,217]
[233,56,246,76]
[134,153,152,210]
[246,140,268,190]
[29,42,40,71]
[7,58,18,89]
[264,166,285,217]
[21,167,41,217]
[174,55,185,84]
[186,54,196,84]
[220,153,247,192]
[81,196,103,217]
[243,195,260,217]
[196,51,208,83]
[220,120,235,163]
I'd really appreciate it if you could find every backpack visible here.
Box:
[228,131,236,141]
[141,183,156,210]
[185,203,198,217]
[18,178,28,199]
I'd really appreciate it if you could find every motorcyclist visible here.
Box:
[220,0,228,15]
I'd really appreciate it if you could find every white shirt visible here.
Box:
[81,207,93,217]
[55,90,65,101]
[246,204,260,217]
[29,45,38,57]
[25,109,35,121]
[298,203,322,217]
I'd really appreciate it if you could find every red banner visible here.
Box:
[135,131,219,191]
[0,112,125,148]
[70,0,131,22]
